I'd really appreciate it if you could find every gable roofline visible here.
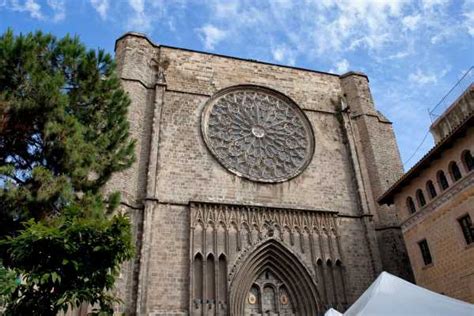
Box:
[114,32,366,79]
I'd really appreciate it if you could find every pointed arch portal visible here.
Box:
[229,239,321,316]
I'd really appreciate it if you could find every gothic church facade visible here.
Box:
[109,33,412,316]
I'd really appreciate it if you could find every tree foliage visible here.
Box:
[0,29,135,315]
[0,262,18,307]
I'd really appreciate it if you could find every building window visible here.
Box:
[406,197,416,214]
[462,150,474,172]
[426,181,437,199]
[458,214,473,245]
[418,239,432,265]
[437,171,449,191]
[416,189,426,207]
[449,161,462,182]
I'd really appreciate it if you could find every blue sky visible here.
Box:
[1,0,473,170]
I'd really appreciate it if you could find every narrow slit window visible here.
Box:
[418,239,432,265]
[458,214,473,245]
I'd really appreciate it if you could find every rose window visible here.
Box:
[201,86,314,182]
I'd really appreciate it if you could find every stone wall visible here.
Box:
[340,73,413,281]
[110,32,412,315]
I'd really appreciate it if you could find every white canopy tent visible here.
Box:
[332,271,474,316]
[324,308,343,316]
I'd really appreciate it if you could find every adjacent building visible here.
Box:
[378,84,474,303]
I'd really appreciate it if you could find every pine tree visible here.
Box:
[0,29,135,315]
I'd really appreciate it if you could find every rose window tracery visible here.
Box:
[201,86,314,182]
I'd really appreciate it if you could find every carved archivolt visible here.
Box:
[229,239,321,315]
[201,86,314,182]
[189,202,348,315]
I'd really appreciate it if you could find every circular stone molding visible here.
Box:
[201,86,314,183]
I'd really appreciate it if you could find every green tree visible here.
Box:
[0,262,18,307]
[0,29,135,315]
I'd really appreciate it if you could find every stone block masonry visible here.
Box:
[107,32,413,315]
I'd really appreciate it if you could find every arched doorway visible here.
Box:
[229,239,321,316]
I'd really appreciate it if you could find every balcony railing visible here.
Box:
[429,66,473,122]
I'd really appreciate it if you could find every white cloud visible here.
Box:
[463,0,474,36]
[213,0,239,19]
[24,0,41,19]
[186,0,472,74]
[408,69,437,85]
[47,0,65,22]
[89,0,109,20]
[196,0,430,61]
[10,0,43,19]
[464,11,474,35]
[197,24,227,50]
[128,0,144,12]
[5,0,65,21]
[329,59,350,74]
[126,0,153,33]
[402,14,421,31]
[271,45,296,65]
[272,47,284,62]
[381,36,415,61]
[307,0,412,54]
[421,0,449,9]
[408,67,450,85]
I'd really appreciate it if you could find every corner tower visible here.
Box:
[340,72,413,281]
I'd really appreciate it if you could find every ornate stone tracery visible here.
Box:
[189,202,348,315]
[201,86,315,182]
